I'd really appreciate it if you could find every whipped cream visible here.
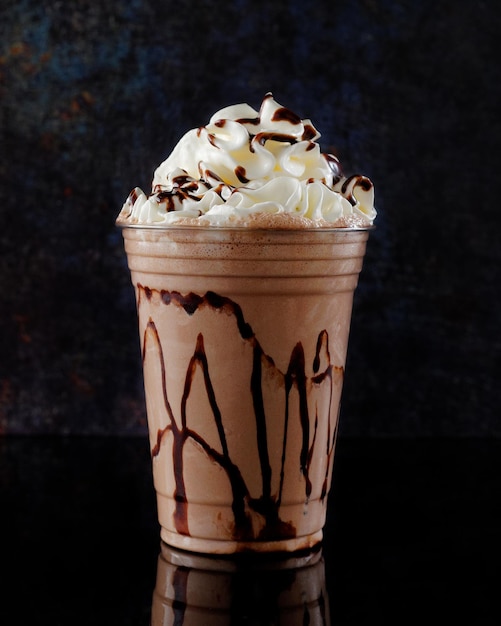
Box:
[117,94,376,228]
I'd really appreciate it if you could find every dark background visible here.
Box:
[1,0,499,436]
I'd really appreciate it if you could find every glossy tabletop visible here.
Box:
[1,437,499,625]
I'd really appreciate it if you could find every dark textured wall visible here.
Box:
[1,0,499,435]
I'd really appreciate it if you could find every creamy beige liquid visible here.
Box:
[122,225,369,553]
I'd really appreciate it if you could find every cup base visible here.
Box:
[160,527,323,555]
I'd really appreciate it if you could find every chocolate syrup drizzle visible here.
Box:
[140,286,342,542]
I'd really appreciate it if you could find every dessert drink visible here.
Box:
[151,543,330,625]
[118,94,375,554]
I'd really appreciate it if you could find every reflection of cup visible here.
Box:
[151,543,330,626]
[121,225,370,553]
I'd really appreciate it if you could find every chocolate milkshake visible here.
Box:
[118,94,375,553]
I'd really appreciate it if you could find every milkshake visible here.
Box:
[118,94,375,553]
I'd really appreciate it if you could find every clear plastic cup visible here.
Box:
[120,225,370,554]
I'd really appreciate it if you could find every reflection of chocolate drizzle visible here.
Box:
[171,565,189,624]
[164,553,329,625]
[140,286,343,542]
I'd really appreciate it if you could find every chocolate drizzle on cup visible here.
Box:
[140,286,341,543]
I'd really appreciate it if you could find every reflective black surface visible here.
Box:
[1,437,499,624]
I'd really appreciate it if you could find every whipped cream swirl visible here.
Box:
[118,94,376,227]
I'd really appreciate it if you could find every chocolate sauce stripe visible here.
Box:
[251,345,273,500]
[277,387,290,509]
[140,284,341,541]
[143,318,178,432]
[181,333,229,459]
[144,317,252,536]
[143,319,190,534]
[285,342,312,498]
[186,427,252,533]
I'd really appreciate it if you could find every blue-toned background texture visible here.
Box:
[1,0,499,435]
